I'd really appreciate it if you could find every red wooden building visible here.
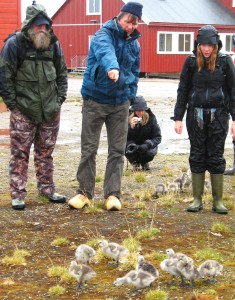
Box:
[0,0,21,49]
[52,0,235,75]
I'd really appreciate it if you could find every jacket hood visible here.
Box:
[21,4,52,33]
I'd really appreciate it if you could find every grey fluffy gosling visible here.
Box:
[113,269,156,289]
[155,183,167,197]
[177,256,200,287]
[136,255,159,278]
[75,244,96,264]
[160,256,182,285]
[198,259,223,284]
[69,260,96,289]
[98,239,129,265]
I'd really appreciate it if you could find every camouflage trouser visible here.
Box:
[9,108,60,199]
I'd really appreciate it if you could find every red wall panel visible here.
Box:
[0,0,21,48]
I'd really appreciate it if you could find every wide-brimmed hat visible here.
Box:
[131,95,148,111]
[121,2,143,20]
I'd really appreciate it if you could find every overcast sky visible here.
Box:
[21,0,66,21]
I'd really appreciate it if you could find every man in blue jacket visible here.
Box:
[68,2,143,211]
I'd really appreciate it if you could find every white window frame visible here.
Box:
[86,0,101,15]
[219,33,234,54]
[157,31,194,54]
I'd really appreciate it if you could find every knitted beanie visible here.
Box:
[132,95,148,111]
[121,2,143,19]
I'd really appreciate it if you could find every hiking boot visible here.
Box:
[12,198,25,210]
[142,163,150,171]
[44,193,66,203]
[104,195,122,211]
[68,194,91,209]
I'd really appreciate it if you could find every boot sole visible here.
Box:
[187,206,203,212]
[212,208,228,214]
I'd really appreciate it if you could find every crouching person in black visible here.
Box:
[125,96,162,171]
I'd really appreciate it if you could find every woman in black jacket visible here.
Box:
[125,96,162,171]
[174,25,235,214]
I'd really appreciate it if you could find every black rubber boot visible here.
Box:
[210,174,228,214]
[187,172,205,212]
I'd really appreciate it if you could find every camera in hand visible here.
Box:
[137,117,142,123]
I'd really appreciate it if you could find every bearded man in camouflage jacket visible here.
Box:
[0,2,68,210]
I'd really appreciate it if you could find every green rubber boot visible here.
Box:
[187,172,205,212]
[210,174,228,214]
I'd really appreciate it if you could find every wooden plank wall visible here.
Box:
[0,0,21,48]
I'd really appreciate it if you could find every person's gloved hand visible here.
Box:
[138,143,148,153]
[125,143,138,155]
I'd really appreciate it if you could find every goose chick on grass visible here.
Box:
[198,259,223,284]
[98,239,129,265]
[113,269,156,290]
[160,257,182,285]
[136,255,159,278]
[177,256,200,287]
[69,260,96,289]
[155,183,167,197]
[75,244,96,264]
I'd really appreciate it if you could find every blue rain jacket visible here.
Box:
[81,17,141,105]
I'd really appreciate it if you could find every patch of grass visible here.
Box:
[211,222,231,234]
[223,193,231,201]
[160,167,173,177]
[136,227,160,240]
[123,237,141,253]
[195,248,223,261]
[136,201,146,209]
[123,170,131,176]
[145,288,168,300]
[206,289,218,295]
[86,238,101,249]
[14,219,25,226]
[38,195,49,203]
[48,285,66,296]
[119,252,138,271]
[60,271,76,283]
[93,248,108,263]
[48,266,68,277]
[51,237,69,246]
[95,175,103,183]
[1,249,30,266]
[157,194,176,208]
[151,251,167,262]
[138,209,150,218]
[225,200,235,211]
[135,173,146,183]
[86,201,104,213]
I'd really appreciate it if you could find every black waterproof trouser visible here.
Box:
[186,107,229,174]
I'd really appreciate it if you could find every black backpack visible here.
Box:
[1,31,26,68]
